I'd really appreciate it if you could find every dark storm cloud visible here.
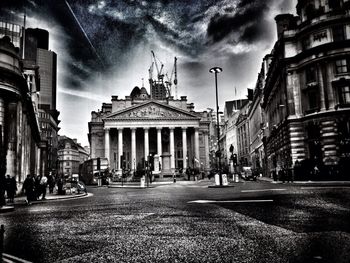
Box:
[207,0,272,44]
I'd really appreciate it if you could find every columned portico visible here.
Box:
[118,128,123,171]
[182,127,187,169]
[97,100,210,177]
[131,128,136,170]
[169,127,175,170]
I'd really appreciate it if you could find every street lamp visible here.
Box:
[209,66,223,186]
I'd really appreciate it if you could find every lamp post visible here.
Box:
[209,66,223,186]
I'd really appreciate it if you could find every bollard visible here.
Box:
[235,173,239,183]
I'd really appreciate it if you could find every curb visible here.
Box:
[108,185,155,189]
[0,205,15,213]
[30,193,88,203]
[257,177,350,186]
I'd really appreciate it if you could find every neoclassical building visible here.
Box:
[262,0,350,179]
[0,36,41,184]
[88,87,210,177]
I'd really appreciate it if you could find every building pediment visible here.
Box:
[104,101,200,121]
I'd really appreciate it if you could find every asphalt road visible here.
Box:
[1,181,350,263]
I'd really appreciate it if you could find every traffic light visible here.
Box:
[232,154,238,166]
[97,157,101,170]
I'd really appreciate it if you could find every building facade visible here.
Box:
[0,36,41,186]
[57,136,89,177]
[24,28,60,178]
[262,0,350,179]
[248,57,271,176]
[88,87,210,177]
[236,102,251,170]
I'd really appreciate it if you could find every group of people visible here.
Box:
[22,174,55,205]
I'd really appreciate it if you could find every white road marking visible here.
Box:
[3,253,33,263]
[241,189,286,193]
[301,186,350,190]
[188,199,274,204]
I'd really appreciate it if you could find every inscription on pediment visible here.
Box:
[118,105,189,118]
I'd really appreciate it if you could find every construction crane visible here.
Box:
[148,51,178,99]
[151,50,164,82]
[165,57,178,99]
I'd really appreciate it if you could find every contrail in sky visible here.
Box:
[65,0,105,68]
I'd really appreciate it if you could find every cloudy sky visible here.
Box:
[1,0,297,146]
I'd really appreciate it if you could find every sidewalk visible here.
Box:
[0,191,88,213]
[257,176,350,186]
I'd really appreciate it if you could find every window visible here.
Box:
[335,59,349,74]
[302,36,310,50]
[308,90,319,109]
[306,66,317,83]
[339,85,350,104]
[332,25,345,41]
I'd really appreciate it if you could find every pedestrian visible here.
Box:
[22,174,34,205]
[6,175,17,203]
[278,167,285,183]
[5,175,11,202]
[34,175,41,200]
[0,174,6,207]
[40,174,48,200]
[48,174,55,194]
[0,225,4,260]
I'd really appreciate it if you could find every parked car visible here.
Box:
[241,167,257,181]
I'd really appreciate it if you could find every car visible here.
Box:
[241,167,257,181]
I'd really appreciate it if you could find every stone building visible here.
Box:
[57,136,89,177]
[0,36,41,184]
[236,101,251,170]
[88,87,210,177]
[219,100,248,168]
[248,56,272,176]
[262,0,350,179]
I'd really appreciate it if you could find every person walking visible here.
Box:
[40,174,48,200]
[48,174,55,194]
[5,175,11,203]
[0,174,5,207]
[22,175,34,205]
[5,175,16,203]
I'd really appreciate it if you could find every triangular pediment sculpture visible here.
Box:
[104,101,200,120]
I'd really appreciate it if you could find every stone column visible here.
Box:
[157,127,162,164]
[118,128,123,171]
[204,130,210,170]
[182,127,187,169]
[104,128,110,161]
[144,128,149,160]
[6,102,17,177]
[194,128,200,168]
[170,127,175,170]
[131,128,136,170]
